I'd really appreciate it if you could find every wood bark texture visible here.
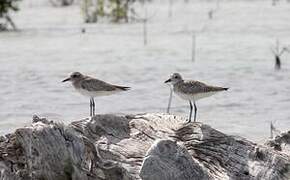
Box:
[0,113,289,180]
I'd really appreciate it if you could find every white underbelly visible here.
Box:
[175,91,218,101]
[76,88,121,97]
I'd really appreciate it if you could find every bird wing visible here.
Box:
[180,80,227,94]
[80,78,118,92]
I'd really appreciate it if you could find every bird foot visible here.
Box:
[186,119,198,123]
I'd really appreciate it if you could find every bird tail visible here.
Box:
[223,87,229,91]
[115,86,131,91]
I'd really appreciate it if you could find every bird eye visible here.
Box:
[72,74,79,78]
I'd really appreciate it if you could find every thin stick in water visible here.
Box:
[143,19,147,46]
[166,86,173,113]
[168,0,173,18]
[270,121,274,139]
[192,32,196,62]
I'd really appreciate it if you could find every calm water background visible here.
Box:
[1,0,290,141]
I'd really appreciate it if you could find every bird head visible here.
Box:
[62,72,84,83]
[164,73,183,85]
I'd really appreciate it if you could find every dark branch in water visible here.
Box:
[129,3,157,46]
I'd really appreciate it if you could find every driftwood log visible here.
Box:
[0,113,289,180]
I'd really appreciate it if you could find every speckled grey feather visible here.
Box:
[174,80,228,95]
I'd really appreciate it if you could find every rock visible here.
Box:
[0,113,289,180]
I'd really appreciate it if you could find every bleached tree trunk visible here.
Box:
[271,39,289,70]
[82,0,98,23]
[0,113,289,180]
[5,15,17,30]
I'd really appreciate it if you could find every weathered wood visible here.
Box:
[0,113,289,180]
[266,130,290,154]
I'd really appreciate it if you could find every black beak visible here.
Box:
[164,79,171,83]
[62,77,71,82]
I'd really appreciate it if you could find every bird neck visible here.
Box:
[175,79,184,84]
[72,79,82,88]
[172,80,183,86]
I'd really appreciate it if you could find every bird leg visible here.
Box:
[193,102,197,122]
[92,98,95,116]
[89,98,92,117]
[188,101,193,123]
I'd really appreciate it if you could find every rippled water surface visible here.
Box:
[1,0,290,141]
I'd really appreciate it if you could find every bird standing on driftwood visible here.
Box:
[165,73,228,122]
[62,72,130,117]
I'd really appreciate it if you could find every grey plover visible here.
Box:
[62,72,130,116]
[164,73,228,122]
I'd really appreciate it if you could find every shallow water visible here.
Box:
[1,0,290,141]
